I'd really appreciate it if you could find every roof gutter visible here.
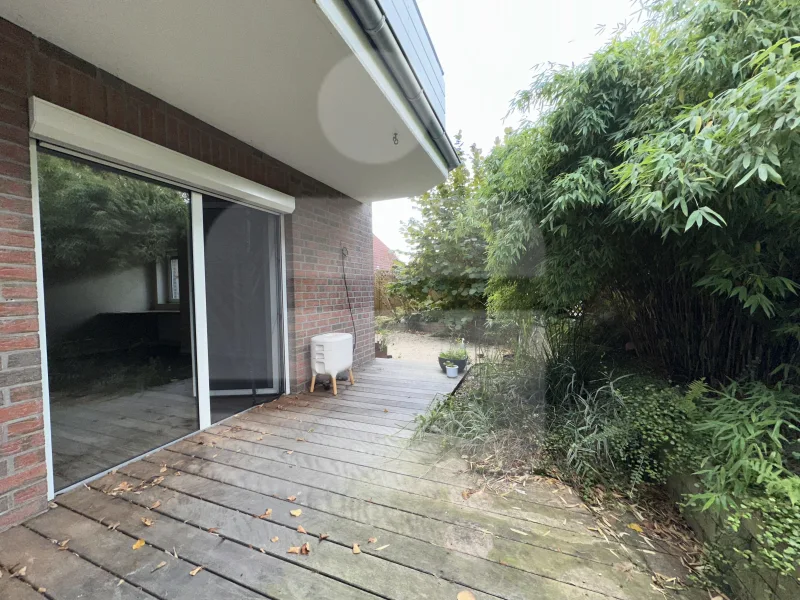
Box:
[345,0,460,170]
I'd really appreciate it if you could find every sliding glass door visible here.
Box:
[38,150,200,491]
[203,197,283,422]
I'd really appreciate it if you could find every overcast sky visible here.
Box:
[372,0,640,254]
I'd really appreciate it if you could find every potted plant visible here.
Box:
[438,346,468,374]
[444,361,459,378]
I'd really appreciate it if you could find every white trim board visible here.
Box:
[29,97,295,214]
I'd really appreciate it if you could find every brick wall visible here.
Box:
[0,16,374,531]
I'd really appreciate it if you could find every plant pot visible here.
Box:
[445,364,458,378]
[438,357,467,373]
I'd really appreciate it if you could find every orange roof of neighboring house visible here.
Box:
[373,235,399,271]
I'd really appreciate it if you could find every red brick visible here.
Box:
[0,17,34,49]
[0,301,36,318]
[0,317,37,333]
[0,462,45,495]
[0,176,30,198]
[0,140,28,166]
[0,249,33,264]
[0,430,43,457]
[13,448,45,471]
[0,195,32,215]
[7,415,42,437]
[13,479,46,505]
[52,62,71,108]
[0,265,35,282]
[107,86,125,130]
[0,105,27,129]
[9,382,41,402]
[89,78,106,122]
[0,43,27,92]
[0,213,32,231]
[0,334,37,352]
[0,400,41,424]
[0,230,34,248]
[0,496,46,530]
[72,71,92,118]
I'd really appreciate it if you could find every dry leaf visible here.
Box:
[287,496,297,502]
[37,588,46,593]
[12,566,26,577]
[290,509,302,517]
[297,525,307,534]
[132,539,145,550]
[375,544,389,551]
[628,523,643,533]
[150,500,161,510]
[259,548,265,553]
[271,537,279,543]
[509,528,529,536]
[287,546,301,554]
[258,508,273,520]
[207,527,219,534]
[300,543,311,555]
[58,538,70,549]
[286,450,294,455]
[383,409,389,413]
[457,591,477,600]
[368,537,377,544]
[151,561,167,573]
[108,522,120,531]
[141,517,155,527]
[152,476,165,485]
[160,464,167,473]
[117,579,124,587]
[352,543,361,554]
[189,566,203,576]
[295,438,304,442]
[319,533,329,540]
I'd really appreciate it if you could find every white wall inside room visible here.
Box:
[44,266,152,341]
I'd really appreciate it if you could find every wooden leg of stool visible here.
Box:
[349,368,355,385]
[310,374,316,393]
[332,376,338,396]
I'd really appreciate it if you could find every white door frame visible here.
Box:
[28,102,295,496]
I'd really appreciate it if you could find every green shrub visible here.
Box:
[439,347,469,361]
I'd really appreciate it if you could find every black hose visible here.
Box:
[341,247,357,353]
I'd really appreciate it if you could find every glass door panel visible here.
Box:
[202,197,283,421]
[38,150,200,491]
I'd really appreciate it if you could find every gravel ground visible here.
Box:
[380,331,464,364]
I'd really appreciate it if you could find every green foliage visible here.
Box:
[389,134,489,312]
[546,362,699,495]
[480,0,800,382]
[438,347,469,361]
[686,381,800,512]
[39,153,189,282]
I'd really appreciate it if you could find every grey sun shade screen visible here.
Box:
[203,197,281,394]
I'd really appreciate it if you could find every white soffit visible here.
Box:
[30,98,296,214]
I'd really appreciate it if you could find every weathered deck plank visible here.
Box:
[0,358,680,600]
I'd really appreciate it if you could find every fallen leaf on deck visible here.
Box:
[189,566,203,576]
[151,561,167,573]
[297,525,307,534]
[141,518,155,527]
[509,528,529,536]
[286,450,294,455]
[375,544,389,551]
[457,591,477,600]
[287,546,301,554]
[259,547,265,553]
[58,538,70,549]
[152,476,165,485]
[290,509,302,517]
[117,579,124,587]
[132,539,145,550]
[628,523,643,533]
[383,409,389,413]
[160,464,167,473]
[368,537,377,544]
[149,500,161,510]
[207,527,219,534]
[271,537,279,543]
[108,521,120,530]
[257,436,263,441]
[48,502,58,509]
[296,438,305,442]
[319,533,329,540]
[12,566,26,577]
[37,588,46,593]
[287,496,297,502]
[258,509,273,519]
[300,543,311,555]
[352,543,361,554]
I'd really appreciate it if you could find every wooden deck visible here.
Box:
[1,359,692,600]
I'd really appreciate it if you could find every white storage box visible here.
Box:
[310,332,354,395]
